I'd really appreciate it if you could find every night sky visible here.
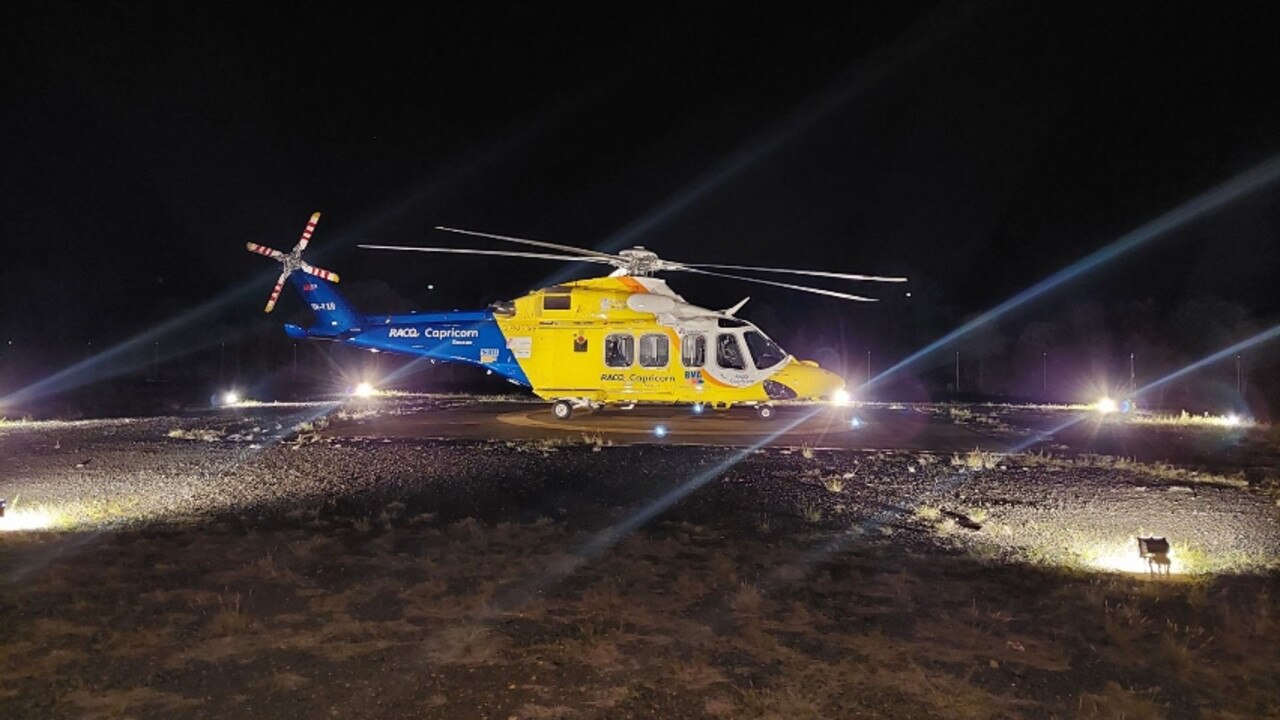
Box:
[4,3,1280,407]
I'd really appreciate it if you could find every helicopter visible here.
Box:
[247,213,906,419]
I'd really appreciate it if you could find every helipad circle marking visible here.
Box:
[496,410,854,436]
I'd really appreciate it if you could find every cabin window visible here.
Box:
[638,333,669,368]
[543,287,572,311]
[744,330,786,370]
[604,333,634,367]
[681,334,706,368]
[716,333,746,370]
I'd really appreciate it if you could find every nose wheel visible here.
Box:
[551,400,574,420]
[756,405,776,420]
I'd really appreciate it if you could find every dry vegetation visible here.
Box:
[4,503,1279,719]
[5,403,1280,718]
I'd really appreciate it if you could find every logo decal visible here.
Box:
[480,348,499,363]
[507,337,533,358]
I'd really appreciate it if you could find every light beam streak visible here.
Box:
[493,406,827,611]
[536,5,977,288]
[864,153,1280,391]
[1132,324,1280,398]
[776,323,1280,585]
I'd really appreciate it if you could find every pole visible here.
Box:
[1039,348,1049,394]
[955,350,961,394]
[1129,352,1135,395]
[866,350,871,386]
[293,343,298,379]
[1236,354,1242,395]
[153,341,160,381]
[219,342,225,385]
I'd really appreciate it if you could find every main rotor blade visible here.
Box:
[246,242,287,261]
[293,211,321,254]
[434,227,620,261]
[264,271,288,313]
[680,261,906,283]
[359,244,620,265]
[677,266,879,302]
[299,262,340,283]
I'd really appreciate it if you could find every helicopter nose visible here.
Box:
[769,360,846,402]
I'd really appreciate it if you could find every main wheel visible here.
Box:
[757,405,776,420]
[552,400,573,420]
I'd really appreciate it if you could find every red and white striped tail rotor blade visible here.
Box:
[246,242,287,261]
[293,212,321,254]
[300,262,340,283]
[264,272,289,313]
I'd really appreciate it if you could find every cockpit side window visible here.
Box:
[744,330,786,370]
[716,333,746,370]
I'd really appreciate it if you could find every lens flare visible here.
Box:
[831,388,852,407]
[1095,397,1118,414]
[864,154,1280,391]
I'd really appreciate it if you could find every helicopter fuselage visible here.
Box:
[288,273,845,409]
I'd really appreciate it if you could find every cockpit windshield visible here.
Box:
[744,330,786,370]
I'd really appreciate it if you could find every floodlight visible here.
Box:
[352,381,377,398]
[222,391,240,406]
[1095,397,1117,414]
[1137,536,1172,576]
[1223,413,1241,427]
[831,388,851,407]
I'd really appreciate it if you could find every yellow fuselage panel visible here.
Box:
[495,278,771,404]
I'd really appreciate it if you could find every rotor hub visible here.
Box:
[618,246,662,276]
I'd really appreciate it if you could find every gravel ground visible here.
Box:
[3,402,1277,574]
[4,401,1280,718]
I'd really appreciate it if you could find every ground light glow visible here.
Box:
[831,388,852,407]
[221,391,241,406]
[0,505,65,532]
[352,381,377,398]
[1081,538,1183,576]
[1095,397,1118,414]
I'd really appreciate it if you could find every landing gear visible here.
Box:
[756,405,776,420]
[551,400,573,420]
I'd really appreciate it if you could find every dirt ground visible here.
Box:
[2,403,1279,719]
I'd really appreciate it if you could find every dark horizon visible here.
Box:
[3,3,1280,414]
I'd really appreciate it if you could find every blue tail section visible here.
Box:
[281,273,530,386]
[288,273,360,336]
[348,310,530,386]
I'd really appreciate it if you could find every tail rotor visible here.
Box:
[246,212,342,313]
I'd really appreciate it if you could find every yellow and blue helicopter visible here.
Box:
[248,213,906,419]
